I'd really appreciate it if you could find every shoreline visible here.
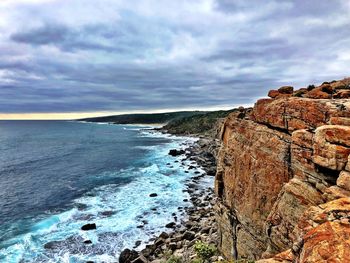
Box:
[120,133,220,263]
[0,124,216,262]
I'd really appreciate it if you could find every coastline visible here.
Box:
[120,129,220,263]
[0,122,219,263]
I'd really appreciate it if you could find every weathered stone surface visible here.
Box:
[337,170,350,191]
[265,198,350,262]
[334,89,350,98]
[278,86,294,94]
[215,78,350,262]
[329,116,350,126]
[323,186,350,201]
[299,221,350,262]
[268,90,280,98]
[257,249,294,263]
[313,125,350,171]
[304,87,331,99]
[265,179,324,254]
[216,115,291,259]
[252,98,350,132]
[214,203,236,260]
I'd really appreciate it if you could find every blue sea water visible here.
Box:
[0,121,208,262]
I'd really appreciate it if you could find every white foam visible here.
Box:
[0,130,202,262]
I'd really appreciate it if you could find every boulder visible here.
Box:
[313,125,350,170]
[304,87,331,99]
[81,223,96,231]
[278,86,294,94]
[337,171,350,191]
[168,149,185,156]
[165,222,176,228]
[268,90,280,98]
[334,89,350,99]
[119,248,139,263]
[182,231,196,241]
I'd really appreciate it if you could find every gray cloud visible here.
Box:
[1,0,350,114]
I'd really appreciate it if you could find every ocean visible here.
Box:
[0,121,210,262]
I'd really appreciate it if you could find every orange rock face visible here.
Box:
[252,98,350,132]
[215,78,350,261]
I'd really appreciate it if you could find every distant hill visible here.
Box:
[80,111,208,124]
[162,109,236,135]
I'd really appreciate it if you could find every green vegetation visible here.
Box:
[163,109,235,135]
[166,255,183,263]
[80,111,207,124]
[193,241,217,262]
[191,258,204,263]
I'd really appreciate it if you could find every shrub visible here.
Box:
[193,241,217,262]
[191,258,203,263]
[307,84,315,91]
[166,255,182,263]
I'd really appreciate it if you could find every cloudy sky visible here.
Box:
[1,0,350,119]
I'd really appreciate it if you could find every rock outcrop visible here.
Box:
[215,78,350,262]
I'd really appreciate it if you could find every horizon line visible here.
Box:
[0,105,247,120]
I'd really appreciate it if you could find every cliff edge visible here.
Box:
[215,78,350,262]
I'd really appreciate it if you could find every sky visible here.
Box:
[0,0,350,119]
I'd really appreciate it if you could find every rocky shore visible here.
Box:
[119,136,221,263]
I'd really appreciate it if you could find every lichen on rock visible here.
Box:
[215,78,350,262]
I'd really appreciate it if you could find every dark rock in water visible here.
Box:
[119,248,139,263]
[134,240,142,247]
[81,223,96,231]
[44,240,62,250]
[165,222,176,228]
[86,261,94,263]
[137,225,144,228]
[84,240,92,244]
[168,149,185,156]
[149,193,158,197]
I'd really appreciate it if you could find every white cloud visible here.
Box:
[0,0,350,113]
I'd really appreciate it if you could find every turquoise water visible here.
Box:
[0,121,202,262]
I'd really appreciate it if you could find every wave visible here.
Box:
[0,129,198,262]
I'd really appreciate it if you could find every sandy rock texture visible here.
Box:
[215,78,350,262]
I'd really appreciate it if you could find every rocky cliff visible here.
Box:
[214,78,350,262]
